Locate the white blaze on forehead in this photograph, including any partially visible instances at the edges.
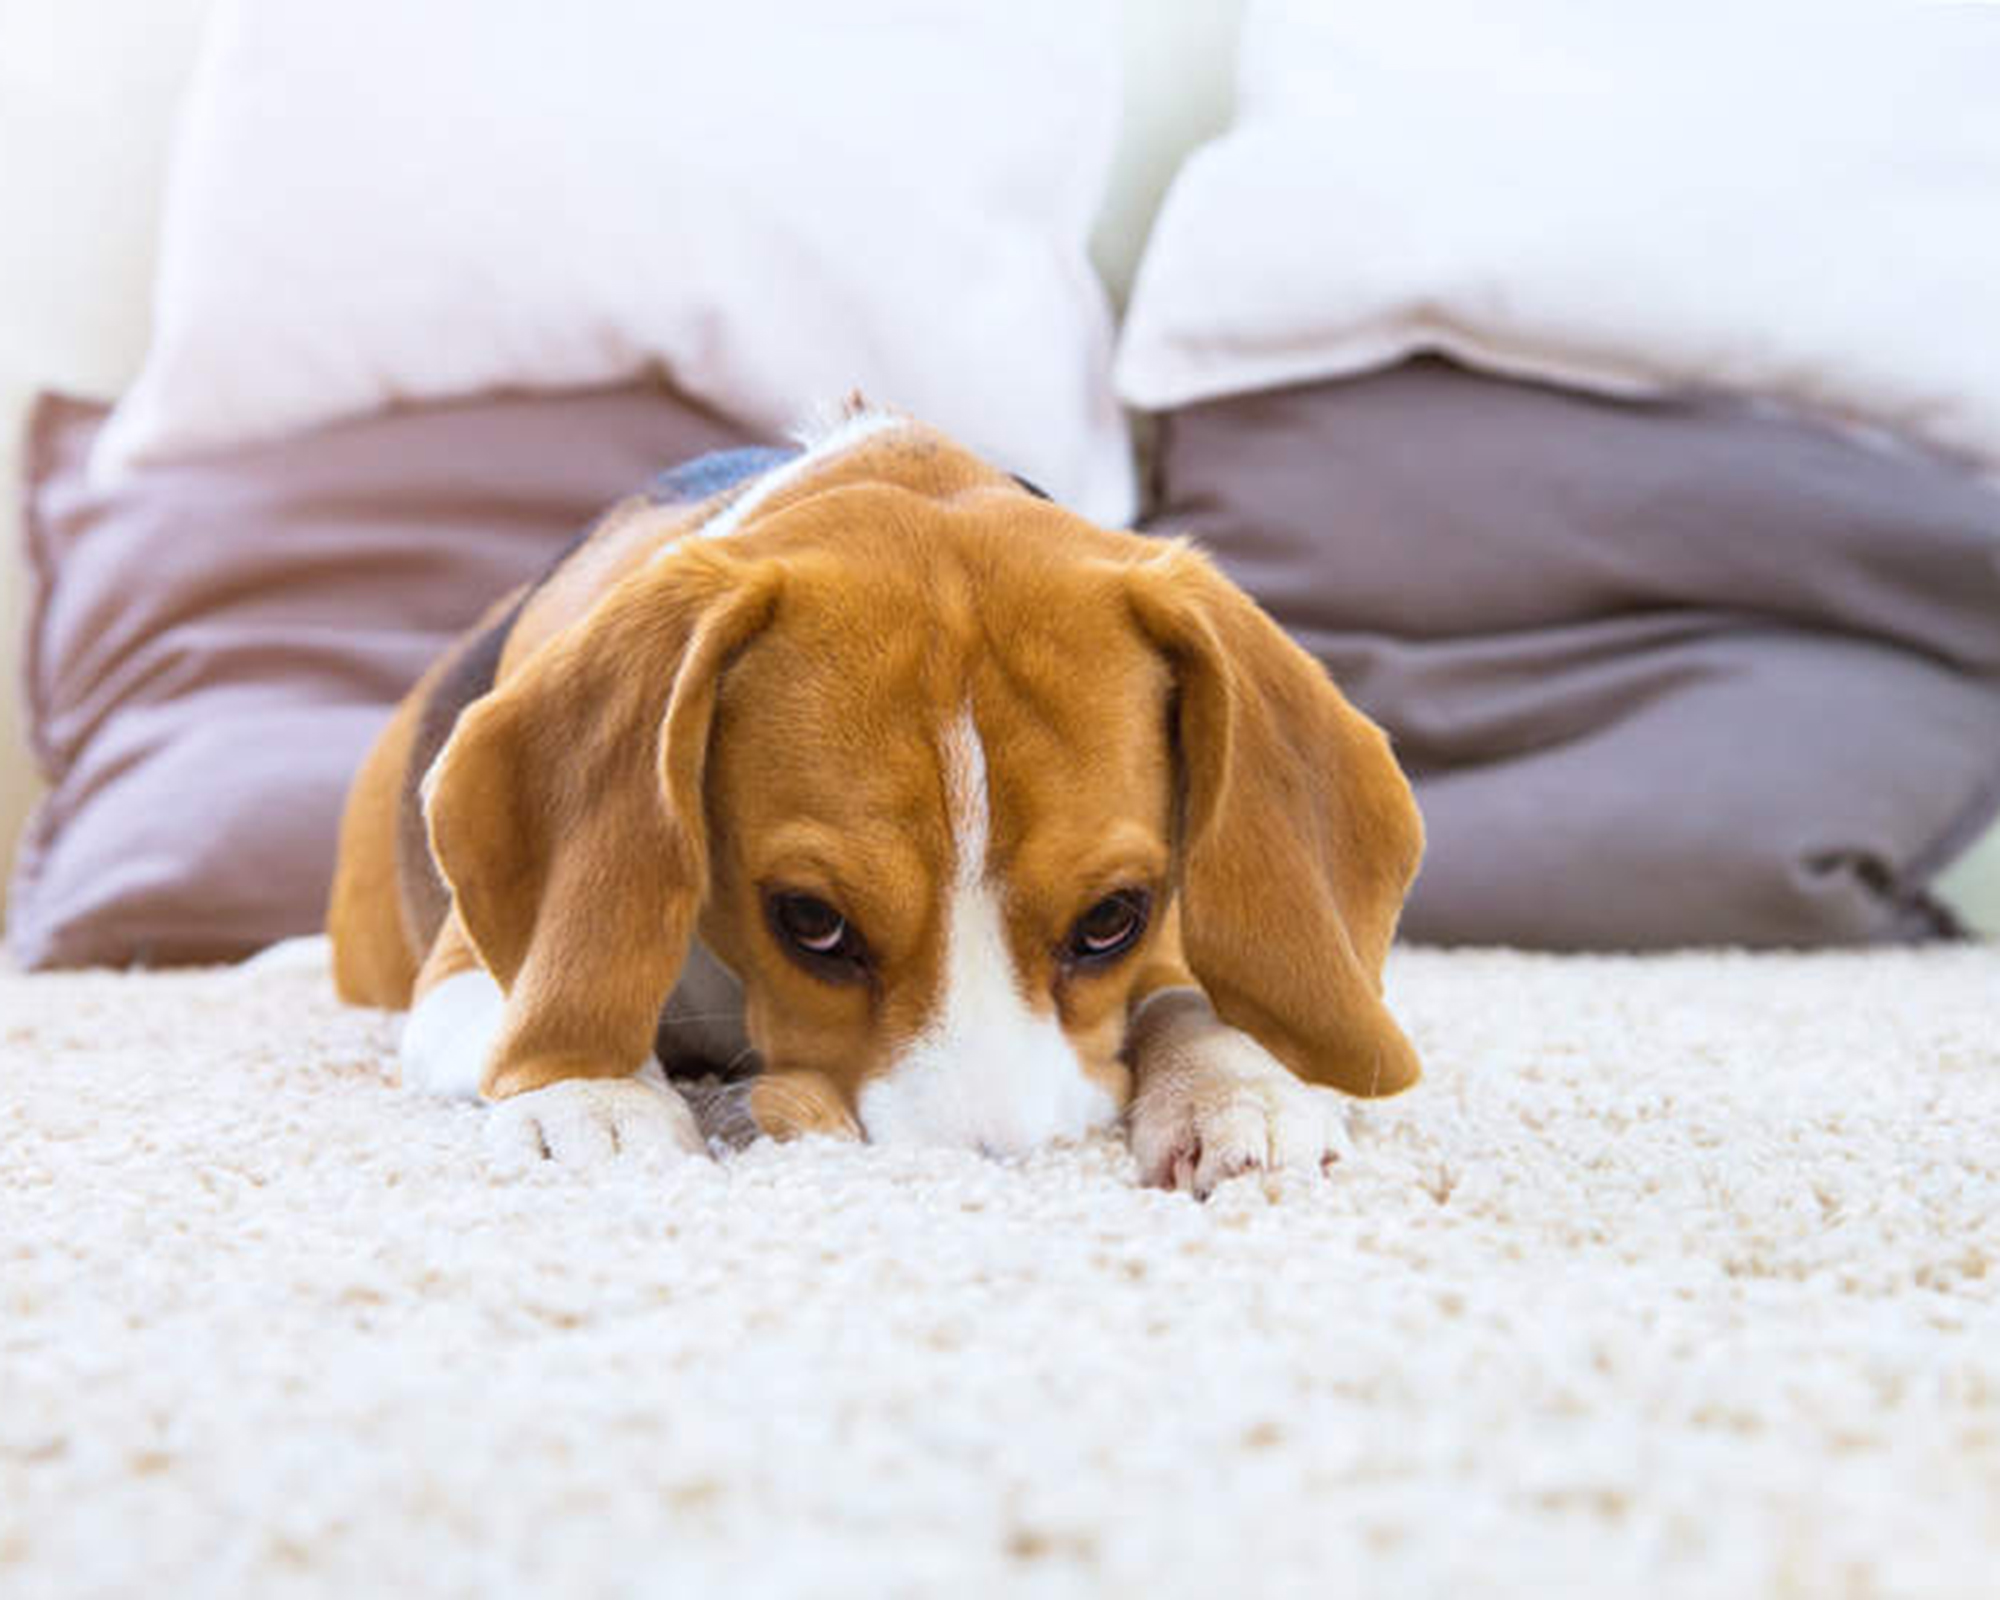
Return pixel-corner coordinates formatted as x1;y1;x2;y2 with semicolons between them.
677;406;906;548
941;706;990;894
857;711;1118;1155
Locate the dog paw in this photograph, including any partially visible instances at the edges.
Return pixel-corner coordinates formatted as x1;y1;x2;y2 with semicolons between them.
484;1061;709;1169
746;1070;864;1142
1127;1008;1353;1199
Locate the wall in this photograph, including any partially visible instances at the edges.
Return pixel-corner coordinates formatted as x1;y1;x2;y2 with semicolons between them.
0;0;217;930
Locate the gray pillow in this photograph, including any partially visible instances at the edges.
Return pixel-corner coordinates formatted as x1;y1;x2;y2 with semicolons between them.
14;385;755;969
1143;361;2000;948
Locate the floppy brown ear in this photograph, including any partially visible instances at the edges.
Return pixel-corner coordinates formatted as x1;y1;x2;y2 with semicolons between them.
1127;544;1425;1097
423;548;779;1099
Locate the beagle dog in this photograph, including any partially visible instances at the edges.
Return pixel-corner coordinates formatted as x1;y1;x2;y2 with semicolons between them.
327;404;1424;1195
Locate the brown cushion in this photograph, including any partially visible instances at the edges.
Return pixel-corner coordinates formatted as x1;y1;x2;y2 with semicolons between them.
13;385;756;968
1142;361;2000;949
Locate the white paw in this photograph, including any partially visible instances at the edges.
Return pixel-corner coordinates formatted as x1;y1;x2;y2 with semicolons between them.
400;969;503;1100
1128;1015;1354;1199
484;1061;709;1169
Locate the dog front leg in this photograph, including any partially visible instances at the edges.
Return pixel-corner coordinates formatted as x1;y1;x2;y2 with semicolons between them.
400;909;707;1167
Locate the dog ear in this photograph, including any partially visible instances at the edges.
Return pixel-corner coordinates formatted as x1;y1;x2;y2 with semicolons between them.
1126;544;1424;1097
422;548;779;1098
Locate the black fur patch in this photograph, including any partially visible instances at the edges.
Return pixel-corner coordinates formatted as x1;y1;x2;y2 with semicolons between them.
393;597;523;948
648;446;800;506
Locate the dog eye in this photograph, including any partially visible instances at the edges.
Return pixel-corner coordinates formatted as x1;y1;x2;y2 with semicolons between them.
1066;890;1150;966
768;893;868;973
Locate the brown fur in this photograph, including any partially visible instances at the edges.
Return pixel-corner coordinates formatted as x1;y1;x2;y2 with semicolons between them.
326;419;1424;1123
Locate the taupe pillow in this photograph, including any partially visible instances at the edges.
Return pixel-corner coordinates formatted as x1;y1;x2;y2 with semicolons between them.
14;385;755;968
1143;361;2000;948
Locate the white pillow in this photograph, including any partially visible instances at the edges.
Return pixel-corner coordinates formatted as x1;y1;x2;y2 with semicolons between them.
96;0;1136;523
1116;0;2000;476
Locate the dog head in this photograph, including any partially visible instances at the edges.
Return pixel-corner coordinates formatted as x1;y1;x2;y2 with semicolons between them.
424;410;1423;1151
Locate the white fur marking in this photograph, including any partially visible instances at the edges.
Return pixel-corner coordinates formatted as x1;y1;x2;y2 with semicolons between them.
399;969;503;1100
677;407;906;548
857;712;1117;1154
942;707;989;896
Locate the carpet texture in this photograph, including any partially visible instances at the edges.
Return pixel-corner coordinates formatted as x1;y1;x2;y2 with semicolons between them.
3;944;1997;1597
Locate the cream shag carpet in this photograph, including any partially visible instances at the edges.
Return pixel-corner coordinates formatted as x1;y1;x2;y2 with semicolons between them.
3;943;1997;1599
